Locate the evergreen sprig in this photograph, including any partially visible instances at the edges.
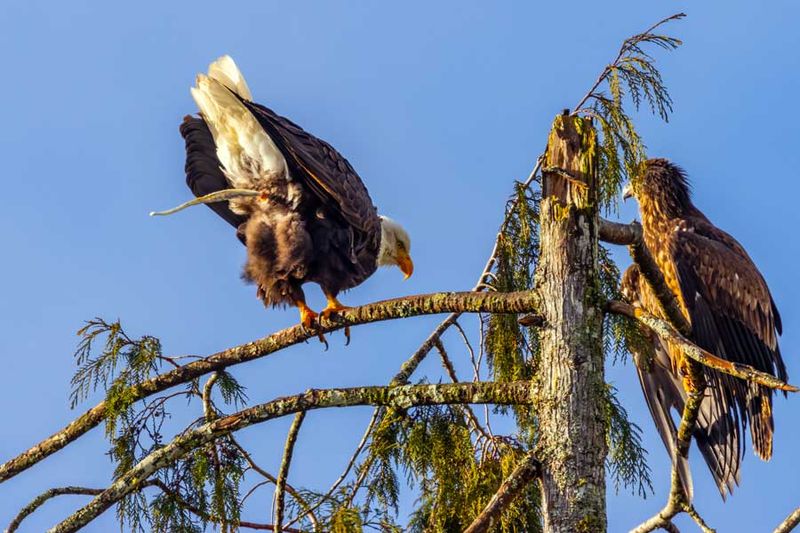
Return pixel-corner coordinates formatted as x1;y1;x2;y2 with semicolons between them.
603;384;653;498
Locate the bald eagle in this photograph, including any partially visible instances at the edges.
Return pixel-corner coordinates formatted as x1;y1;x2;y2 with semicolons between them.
622;159;786;498
179;56;413;333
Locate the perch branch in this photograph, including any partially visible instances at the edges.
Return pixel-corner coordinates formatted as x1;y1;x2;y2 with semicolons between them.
48;380;532;533
463;451;541;533
607;301;798;392
599;218;690;335
273;412;305;533
0;290;541;485
775;508;800;533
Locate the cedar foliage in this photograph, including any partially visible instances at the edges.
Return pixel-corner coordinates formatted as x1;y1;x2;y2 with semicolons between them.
53;14;685;533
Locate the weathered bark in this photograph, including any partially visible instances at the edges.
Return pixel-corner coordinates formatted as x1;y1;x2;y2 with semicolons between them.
535;114;607;532
0;290;540;485
47;380;533;533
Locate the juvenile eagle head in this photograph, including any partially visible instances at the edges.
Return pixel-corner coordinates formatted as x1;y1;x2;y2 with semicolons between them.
377;216;414;278
623;158;693;217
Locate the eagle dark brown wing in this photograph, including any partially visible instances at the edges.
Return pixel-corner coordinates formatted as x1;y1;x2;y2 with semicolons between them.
179;115;246;232
240;100;381;256
622;265;740;499
669;219;786;460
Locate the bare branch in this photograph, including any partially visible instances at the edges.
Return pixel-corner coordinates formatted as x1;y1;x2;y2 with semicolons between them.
599;218;643;245
1;290;541;485
273;412;305;533
283;408;380;529
6;486;103;533
463;451;540;533
230;438;319;531
607;300;798;392
775;508;800;533
629;388;711;533
48;381;532;533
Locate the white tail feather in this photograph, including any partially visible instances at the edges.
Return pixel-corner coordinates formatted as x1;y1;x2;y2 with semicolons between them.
190;59;287;196
207;55;252;100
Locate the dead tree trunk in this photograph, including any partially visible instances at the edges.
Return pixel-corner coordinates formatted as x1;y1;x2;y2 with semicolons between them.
534;113;606;532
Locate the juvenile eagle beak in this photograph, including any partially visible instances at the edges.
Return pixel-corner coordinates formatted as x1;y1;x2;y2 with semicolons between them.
397;250;414;279
622;183;634;201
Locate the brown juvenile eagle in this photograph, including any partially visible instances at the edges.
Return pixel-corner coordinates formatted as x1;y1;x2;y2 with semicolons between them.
622;264;739;499
176;56;413;333
622;158;786;498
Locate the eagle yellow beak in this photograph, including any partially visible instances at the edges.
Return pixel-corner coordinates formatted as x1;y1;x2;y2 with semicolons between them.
397;250;414;279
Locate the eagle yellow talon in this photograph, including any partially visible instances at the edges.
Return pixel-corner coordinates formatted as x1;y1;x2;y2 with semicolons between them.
296;301;326;345
321;295;352;344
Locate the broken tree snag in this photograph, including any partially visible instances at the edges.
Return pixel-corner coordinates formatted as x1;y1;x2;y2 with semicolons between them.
535;114;607;533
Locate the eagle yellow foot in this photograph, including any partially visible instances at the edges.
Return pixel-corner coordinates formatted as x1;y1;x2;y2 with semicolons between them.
296;301;327;346
321;296;352;345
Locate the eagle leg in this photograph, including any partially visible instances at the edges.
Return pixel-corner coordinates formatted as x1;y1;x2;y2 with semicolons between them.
295;299;326;346
321;291;352;345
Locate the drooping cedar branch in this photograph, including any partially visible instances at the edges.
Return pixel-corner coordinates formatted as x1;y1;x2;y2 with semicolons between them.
0;290;541;485
606;300;797;392
273;411;305;533
462;451;540;533
774;507;800;533
48;381;533;533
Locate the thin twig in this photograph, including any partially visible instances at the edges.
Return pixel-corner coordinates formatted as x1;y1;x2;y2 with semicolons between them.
274;412;306;533
433;339;495;451
6;486;103;532
284;408;381;530
230;438;319;531
571;13;686;114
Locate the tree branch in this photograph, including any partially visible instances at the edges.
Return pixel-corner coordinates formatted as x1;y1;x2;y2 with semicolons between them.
47;381;533;533
273;412;305;533
607;300;798;392
599;219;690;335
0;290;541;485
6;486;103;533
629;388;713;533
463;451;540;533
775;507;800;533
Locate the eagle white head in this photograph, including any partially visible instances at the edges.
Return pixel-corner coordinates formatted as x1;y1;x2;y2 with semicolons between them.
377;216;413;278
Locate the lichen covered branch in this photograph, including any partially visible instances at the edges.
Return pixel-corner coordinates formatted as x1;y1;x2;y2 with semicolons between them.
774;507;800;533
273;411;305;533
0;290;541;485
607;300;797;392
48;381;533;533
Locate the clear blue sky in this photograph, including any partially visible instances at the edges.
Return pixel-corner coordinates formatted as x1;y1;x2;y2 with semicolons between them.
1;1;798;531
